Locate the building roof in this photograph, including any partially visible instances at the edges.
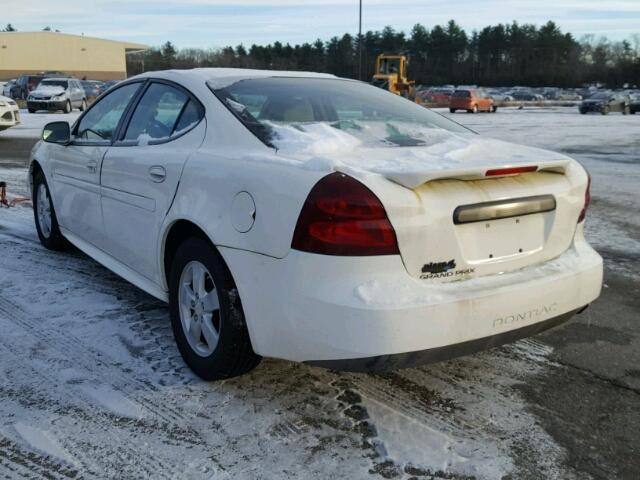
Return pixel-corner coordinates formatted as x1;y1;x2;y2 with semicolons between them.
0;31;148;52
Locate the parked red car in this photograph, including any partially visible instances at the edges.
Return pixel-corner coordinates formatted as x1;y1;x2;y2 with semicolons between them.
449;89;496;113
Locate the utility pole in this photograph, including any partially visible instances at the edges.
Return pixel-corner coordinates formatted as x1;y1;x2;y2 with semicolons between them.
358;0;363;80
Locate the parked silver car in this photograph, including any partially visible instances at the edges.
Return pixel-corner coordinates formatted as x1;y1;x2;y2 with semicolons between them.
2;79;16;98
27;78;87;113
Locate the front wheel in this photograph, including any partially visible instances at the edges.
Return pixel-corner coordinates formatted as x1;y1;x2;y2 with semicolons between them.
33;171;69;250
169;237;261;380
601;106;610;115
623;105;630;115
79;99;87;111
469;104;478;113
491;105;498;113
449;108;456;113
64;101;71;114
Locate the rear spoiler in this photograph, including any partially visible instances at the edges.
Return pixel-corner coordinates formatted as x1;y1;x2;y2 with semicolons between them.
382;159;570;189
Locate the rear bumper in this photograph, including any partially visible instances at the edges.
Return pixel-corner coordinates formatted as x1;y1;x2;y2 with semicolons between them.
580;104;604;112
220;227;603;367
449;101;472;109
306;308;579;372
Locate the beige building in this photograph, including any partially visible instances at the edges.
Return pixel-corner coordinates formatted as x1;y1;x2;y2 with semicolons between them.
0;31;148;81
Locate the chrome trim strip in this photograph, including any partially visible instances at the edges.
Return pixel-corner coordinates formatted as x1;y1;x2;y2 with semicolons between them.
453;194;556;224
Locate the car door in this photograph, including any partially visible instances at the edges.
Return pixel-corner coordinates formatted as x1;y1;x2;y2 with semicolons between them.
100;81;205;282
50;81;142;248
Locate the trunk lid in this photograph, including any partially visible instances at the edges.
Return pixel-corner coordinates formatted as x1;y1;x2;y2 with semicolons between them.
389;169;586;283
333;138;585;284
274;127;586;283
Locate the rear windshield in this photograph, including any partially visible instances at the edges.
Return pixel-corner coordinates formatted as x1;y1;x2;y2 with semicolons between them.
40;80;69;89
209;77;470;148
452;90;471;98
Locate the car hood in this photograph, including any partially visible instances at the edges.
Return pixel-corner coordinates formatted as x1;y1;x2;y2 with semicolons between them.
0;95;14;103
31;86;66;96
271;122;571;188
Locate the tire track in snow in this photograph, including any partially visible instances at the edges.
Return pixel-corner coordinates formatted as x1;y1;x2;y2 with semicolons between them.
0;227;195;387
0;434;78;480
0;294;188;426
0;333;185;479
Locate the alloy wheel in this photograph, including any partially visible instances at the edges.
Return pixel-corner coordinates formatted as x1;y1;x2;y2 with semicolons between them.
36;183;52;239
178;261;221;357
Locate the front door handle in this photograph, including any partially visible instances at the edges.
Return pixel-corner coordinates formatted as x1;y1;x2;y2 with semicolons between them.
87;160;97;173
148;165;166;183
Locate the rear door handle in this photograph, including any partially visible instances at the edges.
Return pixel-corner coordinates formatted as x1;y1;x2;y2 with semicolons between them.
149;165;166;182
87;160;97;173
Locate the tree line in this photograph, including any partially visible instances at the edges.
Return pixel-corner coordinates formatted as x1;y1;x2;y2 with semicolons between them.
4;21;639;86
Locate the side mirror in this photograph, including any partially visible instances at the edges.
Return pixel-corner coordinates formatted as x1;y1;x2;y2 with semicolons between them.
42;122;71;145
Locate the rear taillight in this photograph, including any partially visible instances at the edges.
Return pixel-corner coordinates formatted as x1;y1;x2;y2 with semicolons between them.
292;172;399;256
577;173;591;223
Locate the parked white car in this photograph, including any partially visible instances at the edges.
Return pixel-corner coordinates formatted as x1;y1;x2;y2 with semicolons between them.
27;77;87;113
0;95;20;131
29;69;603;379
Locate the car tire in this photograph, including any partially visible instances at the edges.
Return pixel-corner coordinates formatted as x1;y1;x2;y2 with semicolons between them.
79;99;87;112
28;109;36;114
601;106;609;115
579;109;586;114
449;108;456;113
471;105;478;113
64;101;71;114
33;171;69;251
623;105;630;115
491;105;497;113
169;237;261;380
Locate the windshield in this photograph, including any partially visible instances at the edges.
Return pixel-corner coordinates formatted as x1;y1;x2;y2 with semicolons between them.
40;80;69;89
590;92;610;100
209;77;470;149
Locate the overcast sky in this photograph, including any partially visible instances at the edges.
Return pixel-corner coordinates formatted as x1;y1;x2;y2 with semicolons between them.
5;0;640;48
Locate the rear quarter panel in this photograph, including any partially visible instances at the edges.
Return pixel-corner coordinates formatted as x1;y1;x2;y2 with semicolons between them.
162;148;328;280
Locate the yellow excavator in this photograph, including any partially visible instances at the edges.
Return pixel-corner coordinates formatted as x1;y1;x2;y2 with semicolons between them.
371;54;419;102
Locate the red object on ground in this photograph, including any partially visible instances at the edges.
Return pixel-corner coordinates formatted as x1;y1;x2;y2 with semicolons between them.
0;181;31;208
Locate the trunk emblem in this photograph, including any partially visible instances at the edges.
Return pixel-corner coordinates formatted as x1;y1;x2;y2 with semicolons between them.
422;260;456;274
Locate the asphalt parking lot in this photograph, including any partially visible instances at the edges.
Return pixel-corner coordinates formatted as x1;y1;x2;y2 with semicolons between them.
0;107;638;479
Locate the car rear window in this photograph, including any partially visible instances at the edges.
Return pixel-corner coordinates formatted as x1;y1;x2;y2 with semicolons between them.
209;77;470;148
453;90;471;98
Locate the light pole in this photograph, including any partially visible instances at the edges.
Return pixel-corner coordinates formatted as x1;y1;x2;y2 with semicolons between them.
358;0;363;80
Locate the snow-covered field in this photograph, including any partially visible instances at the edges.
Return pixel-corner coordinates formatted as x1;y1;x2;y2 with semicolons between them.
0;107;638;479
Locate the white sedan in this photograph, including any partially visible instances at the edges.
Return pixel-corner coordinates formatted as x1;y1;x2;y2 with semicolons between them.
0;95;20;131
29;69;603;379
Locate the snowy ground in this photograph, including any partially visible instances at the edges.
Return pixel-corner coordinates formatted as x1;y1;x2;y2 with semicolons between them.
0;108;639;479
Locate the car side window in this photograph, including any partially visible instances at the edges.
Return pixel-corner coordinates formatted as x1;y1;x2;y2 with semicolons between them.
76;82;140;143
174;100;203;133
124;83;195;143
